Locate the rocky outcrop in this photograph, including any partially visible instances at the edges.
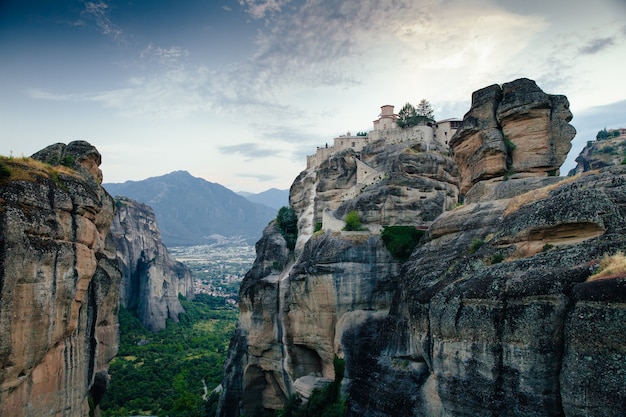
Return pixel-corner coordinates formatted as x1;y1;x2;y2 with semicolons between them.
349;166;626;417
0;141;121;417
218;130;455;416
450;78;576;195
110;197;194;332
218;79;625;417
569;129;626;175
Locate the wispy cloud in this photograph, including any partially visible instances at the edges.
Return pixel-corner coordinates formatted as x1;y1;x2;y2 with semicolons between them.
579;37;615;55
218;143;277;159
140;44;190;66
236;172;281;182
27;63;213;119
83;1;124;42
239;0;291;19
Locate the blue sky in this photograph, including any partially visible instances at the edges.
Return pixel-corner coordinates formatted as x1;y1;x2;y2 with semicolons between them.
1;0;625;192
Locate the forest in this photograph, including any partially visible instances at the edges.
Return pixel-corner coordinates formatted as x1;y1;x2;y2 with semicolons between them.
100;294;238;417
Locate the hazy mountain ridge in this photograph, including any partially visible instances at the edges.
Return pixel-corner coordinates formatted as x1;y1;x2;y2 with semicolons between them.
238;187;289;209
104;170;277;246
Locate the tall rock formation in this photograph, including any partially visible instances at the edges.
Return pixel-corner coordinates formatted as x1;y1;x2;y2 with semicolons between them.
0;141;121;417
217;120;459;415
450;78;576;196
110;196;194;332
218;79;626;417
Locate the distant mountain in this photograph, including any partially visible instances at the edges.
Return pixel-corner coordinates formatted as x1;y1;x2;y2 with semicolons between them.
104;171;276;247
239;188;289;209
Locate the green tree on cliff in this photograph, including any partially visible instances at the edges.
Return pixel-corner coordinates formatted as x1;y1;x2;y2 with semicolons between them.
416;98;434;120
276;206;298;250
397;102;417;128
397;100;435;128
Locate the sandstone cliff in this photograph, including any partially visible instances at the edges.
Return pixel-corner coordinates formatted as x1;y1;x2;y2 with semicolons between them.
217;116;459;415
109;196;194;332
0;141;121;417
450;78;576;196
217;79;625;417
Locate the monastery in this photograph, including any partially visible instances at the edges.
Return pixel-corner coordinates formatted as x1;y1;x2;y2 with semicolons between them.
306;104;462;169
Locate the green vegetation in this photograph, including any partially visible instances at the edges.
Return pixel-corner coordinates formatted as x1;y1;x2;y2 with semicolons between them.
397;100;435;128
596;128;620;140
542;243;554;252
0;161;11;180
100;294;238;417
504;135;516;153
491;253;504;264
381;225;425;262
469;238;484;254
276;206;298;251
314;221;323;233
601;145;616;154
61;155;75;167
343;210;364;231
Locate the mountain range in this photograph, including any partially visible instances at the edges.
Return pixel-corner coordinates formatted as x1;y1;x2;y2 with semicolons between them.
238;187;289;209
104;170;277;246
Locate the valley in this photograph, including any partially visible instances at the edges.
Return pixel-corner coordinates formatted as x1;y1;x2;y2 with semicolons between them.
170;243;256;303
100;242;254;417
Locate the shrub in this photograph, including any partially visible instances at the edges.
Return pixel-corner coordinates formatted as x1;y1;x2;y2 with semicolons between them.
542;243;554;252
344;210;363;231
469;238;484;254
601;145;616;154
0;162;10;180
381;225;425;262
491;253;504;264
596;128;610;140
314;222;322;233
276;207;298;251
60;155;75;167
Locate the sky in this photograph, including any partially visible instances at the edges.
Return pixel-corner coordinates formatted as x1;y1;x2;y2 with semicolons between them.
1;0;625;193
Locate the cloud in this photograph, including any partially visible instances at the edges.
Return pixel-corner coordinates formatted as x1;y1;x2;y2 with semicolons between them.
223;5;232;12
236;172;281;182
140;44;190;66
239;0;290;19
27;63;214;119
579;37;616;55
218;143;278;159
83;1;124;42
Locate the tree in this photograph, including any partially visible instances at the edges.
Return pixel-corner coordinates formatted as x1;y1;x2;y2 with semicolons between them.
416;98;434;120
397;102;417;128
276;206;298;250
397;100;435;128
596;127;610;140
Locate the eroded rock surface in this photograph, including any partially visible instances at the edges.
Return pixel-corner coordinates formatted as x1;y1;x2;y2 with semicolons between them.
351;166;626;417
0;141;121;417
451;78;576;195
217;79;624;417
110;197;194;332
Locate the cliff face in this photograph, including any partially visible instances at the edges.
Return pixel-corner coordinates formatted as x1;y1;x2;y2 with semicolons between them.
450;78;576;196
569;129;626;175
218;79;626;417
0;141;121;417
110;197;194;332
218;115;459;415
